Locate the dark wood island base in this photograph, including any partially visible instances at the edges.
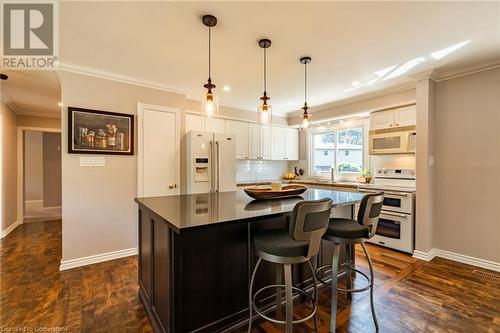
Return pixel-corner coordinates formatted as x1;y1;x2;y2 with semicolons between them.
135;189;364;333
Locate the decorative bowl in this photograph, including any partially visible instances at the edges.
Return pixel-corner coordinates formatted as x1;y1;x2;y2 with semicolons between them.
244;185;307;200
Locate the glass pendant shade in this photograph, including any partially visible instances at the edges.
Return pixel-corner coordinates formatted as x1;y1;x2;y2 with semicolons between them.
258;102;272;124
301;111;311;129
201;90;219;118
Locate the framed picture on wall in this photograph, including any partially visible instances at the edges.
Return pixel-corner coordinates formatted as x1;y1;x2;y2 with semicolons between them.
68;107;134;155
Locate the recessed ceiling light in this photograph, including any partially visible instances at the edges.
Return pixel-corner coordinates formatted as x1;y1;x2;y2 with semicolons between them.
223;85;231;91
340;120;344;124
431;40;470;60
327;122;331;125
383;57;426;81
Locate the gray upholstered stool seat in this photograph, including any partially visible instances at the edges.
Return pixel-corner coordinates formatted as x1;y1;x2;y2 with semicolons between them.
326;218;369;239
254;229;309;258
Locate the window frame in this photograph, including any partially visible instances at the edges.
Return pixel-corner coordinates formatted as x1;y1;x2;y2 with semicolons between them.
307;118;369;181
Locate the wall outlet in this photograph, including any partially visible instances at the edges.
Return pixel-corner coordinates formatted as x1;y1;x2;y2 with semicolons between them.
79;156;105;167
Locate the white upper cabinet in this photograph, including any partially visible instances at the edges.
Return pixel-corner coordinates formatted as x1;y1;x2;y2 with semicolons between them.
394;105;416;127
185;114;204;134
271;126;286;160
260;125;271;160
248;123;261;160
285;128;299;161
370;109;396;130
205;117;226;134
226;120;249;159
370;105;416;130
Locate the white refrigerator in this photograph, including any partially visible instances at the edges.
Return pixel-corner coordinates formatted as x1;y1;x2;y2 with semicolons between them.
186;131;237;194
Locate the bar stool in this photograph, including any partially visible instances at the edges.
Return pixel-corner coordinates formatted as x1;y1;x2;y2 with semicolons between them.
248;198;333;333
315;192;384;333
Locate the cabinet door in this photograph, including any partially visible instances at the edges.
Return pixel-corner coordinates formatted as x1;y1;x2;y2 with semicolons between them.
394;105;416;127
248;124;261;160
226;120;248;159
206;117;226;134
285;128;299;160
370;110;395;130
260;125;271;160
185;114;204;134
271;126;286;160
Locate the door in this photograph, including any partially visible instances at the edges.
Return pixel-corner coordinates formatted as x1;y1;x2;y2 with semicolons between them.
248;124;261;159
285;128;299;160
271;126;286;160
214;133;236;192
226;120;248;159
260;125;271;160
394;105;416;127
138;104;180;197
370;109;395;129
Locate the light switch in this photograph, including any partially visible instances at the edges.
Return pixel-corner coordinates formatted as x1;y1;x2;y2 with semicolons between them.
428;156;435;167
80;156;105;167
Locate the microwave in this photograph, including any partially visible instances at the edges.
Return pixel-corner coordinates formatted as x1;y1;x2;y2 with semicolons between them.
369;126;416;155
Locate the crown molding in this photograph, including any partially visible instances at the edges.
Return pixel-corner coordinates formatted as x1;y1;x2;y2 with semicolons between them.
287;81;416;118
410;69;437;82
16;110;61;119
57;61;188;96
434;57;500;82
1;94;18;113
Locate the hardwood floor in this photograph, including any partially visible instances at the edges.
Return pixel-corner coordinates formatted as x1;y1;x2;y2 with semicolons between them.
1;221;499;332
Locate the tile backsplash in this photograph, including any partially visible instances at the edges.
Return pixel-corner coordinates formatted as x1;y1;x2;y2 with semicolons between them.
236;160;290;182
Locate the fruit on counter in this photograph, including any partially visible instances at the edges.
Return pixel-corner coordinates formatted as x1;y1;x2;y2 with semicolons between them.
283;172;297;180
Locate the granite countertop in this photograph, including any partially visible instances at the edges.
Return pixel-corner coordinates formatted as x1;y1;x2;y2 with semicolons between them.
237;179;363;189
135;189;364;232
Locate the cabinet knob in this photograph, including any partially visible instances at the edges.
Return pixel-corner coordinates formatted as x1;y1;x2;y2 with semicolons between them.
169;184;177;189
396;123;399;126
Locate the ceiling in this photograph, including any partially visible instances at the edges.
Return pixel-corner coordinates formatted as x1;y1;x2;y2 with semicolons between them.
5;2;499;118
1;70;60;117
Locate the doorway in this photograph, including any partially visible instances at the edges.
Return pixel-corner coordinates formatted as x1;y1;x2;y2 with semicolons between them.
22;129;62;223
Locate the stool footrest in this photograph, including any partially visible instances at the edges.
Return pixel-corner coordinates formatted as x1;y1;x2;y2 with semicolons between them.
315;264;372;293
251;284;316;325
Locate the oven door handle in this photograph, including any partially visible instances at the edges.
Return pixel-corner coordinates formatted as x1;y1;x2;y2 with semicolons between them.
381;211;409;219
358;189;410;197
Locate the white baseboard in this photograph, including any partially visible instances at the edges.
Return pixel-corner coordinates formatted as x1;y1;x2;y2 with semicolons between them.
1;220;20;238
59;247;138;271
413;248;500;272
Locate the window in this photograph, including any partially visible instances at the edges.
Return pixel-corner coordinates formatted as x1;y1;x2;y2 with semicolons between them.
310;126;364;175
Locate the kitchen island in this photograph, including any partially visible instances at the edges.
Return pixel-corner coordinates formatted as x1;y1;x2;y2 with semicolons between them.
135;189;365;333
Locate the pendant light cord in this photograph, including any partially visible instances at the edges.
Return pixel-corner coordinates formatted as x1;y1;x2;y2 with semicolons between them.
208;26;211;79
263;47;267;93
304;62;307;105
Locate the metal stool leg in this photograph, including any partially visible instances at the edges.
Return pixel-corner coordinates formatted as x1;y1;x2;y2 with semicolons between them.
276;264;283;320
284;264;293;333
248;258;262;333
346;244;352;300
307;259;319;333
361;243;379;332
330;243;341;333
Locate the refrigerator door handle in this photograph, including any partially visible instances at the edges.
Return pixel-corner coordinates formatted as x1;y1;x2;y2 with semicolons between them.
209;140;214;193
216;141;220;192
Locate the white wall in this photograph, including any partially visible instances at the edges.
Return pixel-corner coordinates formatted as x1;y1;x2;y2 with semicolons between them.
24;131;44;202
1;101;18;234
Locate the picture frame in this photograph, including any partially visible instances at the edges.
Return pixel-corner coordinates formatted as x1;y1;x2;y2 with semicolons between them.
68;107;134;155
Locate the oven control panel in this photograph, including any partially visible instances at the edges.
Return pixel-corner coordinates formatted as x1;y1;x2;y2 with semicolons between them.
375;168;415;179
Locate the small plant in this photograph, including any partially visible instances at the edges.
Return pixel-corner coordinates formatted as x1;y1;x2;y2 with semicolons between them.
359;169;370;177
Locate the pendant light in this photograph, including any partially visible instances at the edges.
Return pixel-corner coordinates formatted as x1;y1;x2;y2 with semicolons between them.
300;56;312;129
258;39;272;124
201;15;218;118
